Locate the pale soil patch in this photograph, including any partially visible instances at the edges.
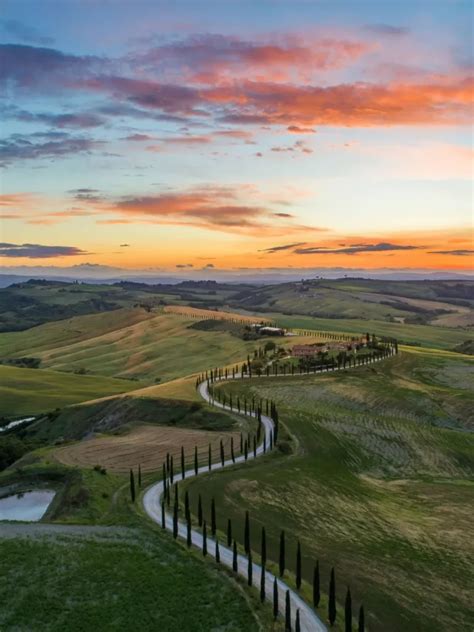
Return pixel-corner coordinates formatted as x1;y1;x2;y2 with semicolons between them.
54;424;240;473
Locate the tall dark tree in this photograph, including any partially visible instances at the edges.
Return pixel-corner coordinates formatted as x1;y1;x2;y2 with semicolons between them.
328;567;336;626
279;530;286;577
296;540;302;590
181;446;185;479
230;437;235;463
244;440;248;461
138;464;142;488
247;550;253;586
162;463;167;488
345;587;352;632
227;518;232;547
285;590;291;632
129;469;135;503
261;526;267;567
260;565;265;602
198;494;203;527
244;510;250;553
211;497;217;536
232;540;238;572
253;435;257;458
166;451;170;473
295;609;301;632
161;500;165;529
358;605;365;632
215;538;220;563
186;511;192;547
220;439;225;466
170;455;174;484
208;443;212;471
194;445;198;475
202;520;207;556
313;561;320;607
273;577;279;619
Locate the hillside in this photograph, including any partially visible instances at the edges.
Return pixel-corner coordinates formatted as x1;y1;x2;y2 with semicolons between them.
186;346;474;631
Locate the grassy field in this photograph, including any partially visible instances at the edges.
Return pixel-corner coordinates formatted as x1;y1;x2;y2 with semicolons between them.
0;309;271;384
0;365;136;417
0;526;277;632
184;347;474;631
262;312;470;350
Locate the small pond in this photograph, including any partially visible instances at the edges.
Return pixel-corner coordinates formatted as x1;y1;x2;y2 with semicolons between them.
0;490;56;522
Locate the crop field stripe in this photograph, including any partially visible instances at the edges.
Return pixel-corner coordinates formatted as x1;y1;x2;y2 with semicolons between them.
143;349;395;631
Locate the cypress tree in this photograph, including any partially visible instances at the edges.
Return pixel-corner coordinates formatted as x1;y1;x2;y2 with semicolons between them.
220;439;225;466
198;494;203;527
211;498;216;536
232;540;238;572
253;435;257;458
295;609;301;632
296;540;302;590
170;455;174;484
261;526;267;567
231;437;235;463
244;510;250;553
161;500;165;529
138;464;142;488
244;440;248;461
285;590;291;632
202;520;207;556
186;511;192;547
279;530;285;577
166;451;170;473
181;446;185;479
313;561;320;607
240;432;243;453
345;587;352;632
227;518;232;547
328;567;336;626
215;538;220;563
166;478;170;506
273;577;279;619
260;564;265;602
162;462;166;486
194;445;198;475
247;550;253;586
208;443;212;471
358;605;365;632
129;469;135;503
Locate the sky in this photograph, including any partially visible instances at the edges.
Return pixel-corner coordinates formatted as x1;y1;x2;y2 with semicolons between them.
0;0;473;276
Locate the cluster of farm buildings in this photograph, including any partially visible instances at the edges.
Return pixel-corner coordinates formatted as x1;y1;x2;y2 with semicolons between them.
250;323;368;356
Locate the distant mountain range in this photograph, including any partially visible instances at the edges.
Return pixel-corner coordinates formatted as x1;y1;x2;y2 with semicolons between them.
0;263;472;288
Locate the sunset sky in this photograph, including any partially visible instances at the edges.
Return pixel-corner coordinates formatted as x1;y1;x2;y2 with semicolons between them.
0;0;473;275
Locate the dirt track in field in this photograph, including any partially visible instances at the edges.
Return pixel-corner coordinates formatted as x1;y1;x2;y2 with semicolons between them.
54;424;240;473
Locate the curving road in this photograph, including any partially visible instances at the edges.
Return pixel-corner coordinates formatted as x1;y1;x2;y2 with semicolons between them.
143;350;395;631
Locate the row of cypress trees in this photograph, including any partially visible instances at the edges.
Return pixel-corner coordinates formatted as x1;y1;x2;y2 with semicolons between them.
168;485;365;631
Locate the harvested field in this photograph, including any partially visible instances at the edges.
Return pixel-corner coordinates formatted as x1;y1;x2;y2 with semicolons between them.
54;424;240;473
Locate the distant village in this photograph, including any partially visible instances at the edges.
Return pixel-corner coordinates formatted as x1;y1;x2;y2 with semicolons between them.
250;323;369;356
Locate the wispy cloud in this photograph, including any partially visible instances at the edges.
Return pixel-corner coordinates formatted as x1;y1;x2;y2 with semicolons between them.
261;242;307;253
428;249;474;256
0;242;87;258
294;242;422;255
